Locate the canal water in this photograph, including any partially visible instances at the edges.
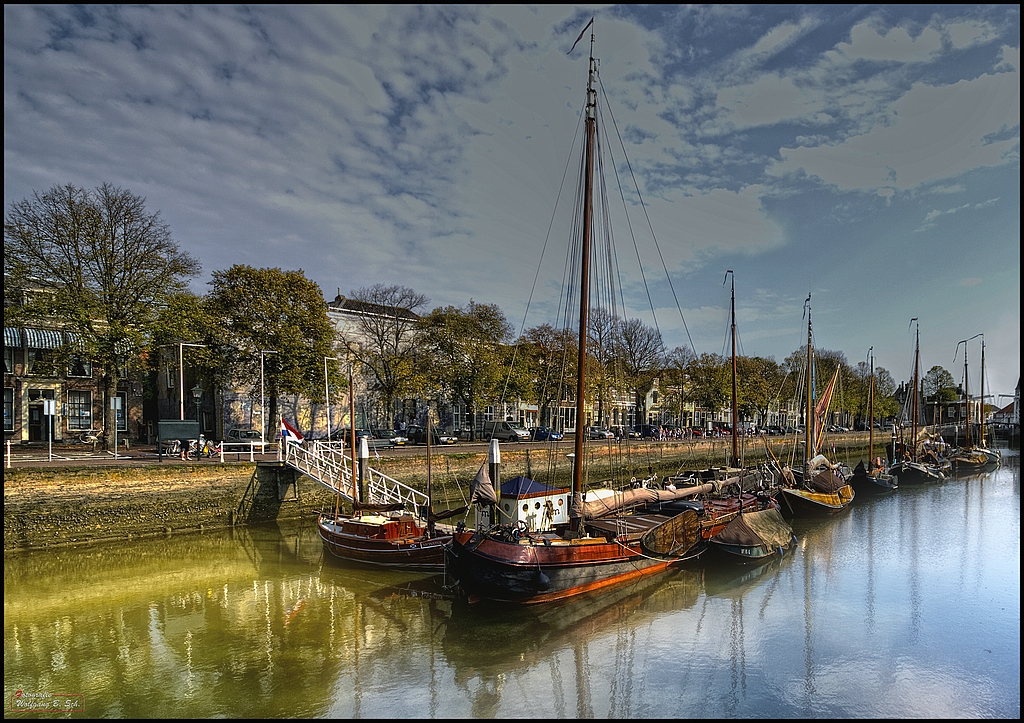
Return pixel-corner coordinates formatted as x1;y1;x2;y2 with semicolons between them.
5;448;1019;718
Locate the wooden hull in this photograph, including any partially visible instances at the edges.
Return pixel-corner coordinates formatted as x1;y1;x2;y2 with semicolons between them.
849;469;898;495
709;537;792;564
778;485;854;515
950;448;1000;472
318;515;449;572
447;512;705;604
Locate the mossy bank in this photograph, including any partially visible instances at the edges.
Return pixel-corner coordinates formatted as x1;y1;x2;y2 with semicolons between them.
3;462;338;553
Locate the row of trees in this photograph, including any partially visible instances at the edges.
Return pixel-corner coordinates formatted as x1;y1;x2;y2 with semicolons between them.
5;182;963;448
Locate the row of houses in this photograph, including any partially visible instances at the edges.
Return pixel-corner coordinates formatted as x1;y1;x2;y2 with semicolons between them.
19;290;1010;445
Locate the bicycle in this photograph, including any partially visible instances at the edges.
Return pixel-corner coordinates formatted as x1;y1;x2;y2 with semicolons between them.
76;429;103;444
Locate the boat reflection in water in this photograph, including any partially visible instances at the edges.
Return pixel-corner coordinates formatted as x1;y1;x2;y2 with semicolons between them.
438;567;704;717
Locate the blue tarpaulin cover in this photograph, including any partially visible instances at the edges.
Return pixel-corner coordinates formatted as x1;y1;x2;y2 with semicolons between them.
500;476;566;497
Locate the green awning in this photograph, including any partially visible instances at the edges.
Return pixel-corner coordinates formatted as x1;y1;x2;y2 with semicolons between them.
23;328;64;349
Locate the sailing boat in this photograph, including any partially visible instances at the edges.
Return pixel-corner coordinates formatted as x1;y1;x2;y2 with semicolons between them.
774;296;856;515
654;271;788;548
849;347;898;495
887;320;946;484
318;380;467;570
446;24;706;604
947;335;1001;471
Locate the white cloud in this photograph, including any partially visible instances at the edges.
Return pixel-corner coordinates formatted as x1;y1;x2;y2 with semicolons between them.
770;64;1019;192
833;21;943;64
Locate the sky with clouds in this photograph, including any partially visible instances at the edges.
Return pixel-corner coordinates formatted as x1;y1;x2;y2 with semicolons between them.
4;5;1020;401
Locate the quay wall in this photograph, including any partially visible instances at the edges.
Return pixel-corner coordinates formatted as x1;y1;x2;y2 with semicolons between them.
3;434;876;553
3;463;336;553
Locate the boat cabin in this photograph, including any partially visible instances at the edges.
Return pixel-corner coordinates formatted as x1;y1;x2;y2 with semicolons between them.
497;476;570;532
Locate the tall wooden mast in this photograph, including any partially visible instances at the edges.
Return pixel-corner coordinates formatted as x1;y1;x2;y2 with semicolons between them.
804;295;813;472
911;319;919;460
570;28;596;533
727;270;738;468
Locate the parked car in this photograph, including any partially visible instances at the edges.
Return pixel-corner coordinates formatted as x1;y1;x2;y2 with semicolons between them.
481;420;531;443
226;428;263;442
634;424;660;439
764;425;785;436
405;424;458;445
372;429;408;446
687;426;705;438
529;426;564;442
588;426;615;440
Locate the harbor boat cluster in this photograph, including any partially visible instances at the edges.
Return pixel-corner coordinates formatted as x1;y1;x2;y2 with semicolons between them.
302;23;1003;608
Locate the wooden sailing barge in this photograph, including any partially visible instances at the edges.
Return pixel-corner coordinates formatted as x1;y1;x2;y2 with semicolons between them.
447;23;705;604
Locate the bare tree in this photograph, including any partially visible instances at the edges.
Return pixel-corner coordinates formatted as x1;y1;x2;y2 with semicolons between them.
614;317;665;423
4;183;200;448
340;284;428;427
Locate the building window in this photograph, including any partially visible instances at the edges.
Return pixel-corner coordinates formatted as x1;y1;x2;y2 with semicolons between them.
68;356;93;378
26;349;55;376
3;388;12;432
67;390;92;430
3;347;14;374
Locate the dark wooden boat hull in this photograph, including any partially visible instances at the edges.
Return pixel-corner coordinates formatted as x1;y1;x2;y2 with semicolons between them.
709;538;792;564
849;469;898;495
447;512;705;604
318;515;448;571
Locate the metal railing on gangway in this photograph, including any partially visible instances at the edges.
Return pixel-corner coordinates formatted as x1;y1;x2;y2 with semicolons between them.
284;440;429;519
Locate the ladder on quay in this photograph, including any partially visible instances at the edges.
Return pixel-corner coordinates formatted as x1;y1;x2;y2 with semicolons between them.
283;440;430;520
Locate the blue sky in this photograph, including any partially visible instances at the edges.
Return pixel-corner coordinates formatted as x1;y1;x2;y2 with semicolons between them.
4;5;1019;401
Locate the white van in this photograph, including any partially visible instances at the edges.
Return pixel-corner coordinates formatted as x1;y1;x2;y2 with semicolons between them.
482;421;531;442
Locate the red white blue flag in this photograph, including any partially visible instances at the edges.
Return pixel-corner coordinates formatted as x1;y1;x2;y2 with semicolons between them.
280;417;304;445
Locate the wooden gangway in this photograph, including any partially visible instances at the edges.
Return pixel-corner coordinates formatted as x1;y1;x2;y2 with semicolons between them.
283;440;430;520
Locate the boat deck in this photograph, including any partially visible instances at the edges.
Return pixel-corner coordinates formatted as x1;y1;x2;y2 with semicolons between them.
583;512;675;542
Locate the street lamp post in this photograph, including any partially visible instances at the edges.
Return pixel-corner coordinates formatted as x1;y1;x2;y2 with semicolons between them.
191;384;203;457
259;350;278;443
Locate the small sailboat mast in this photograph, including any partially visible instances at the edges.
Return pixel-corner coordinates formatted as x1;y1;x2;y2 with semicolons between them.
804;295;814;475
569;29;597;534
868;347;875;463
727;270;738;468
954;333;982;448
979;337;986;448
911;319;919;460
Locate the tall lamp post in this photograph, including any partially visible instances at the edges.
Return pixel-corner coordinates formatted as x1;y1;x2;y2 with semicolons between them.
259;350;278;443
192;384;203;458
